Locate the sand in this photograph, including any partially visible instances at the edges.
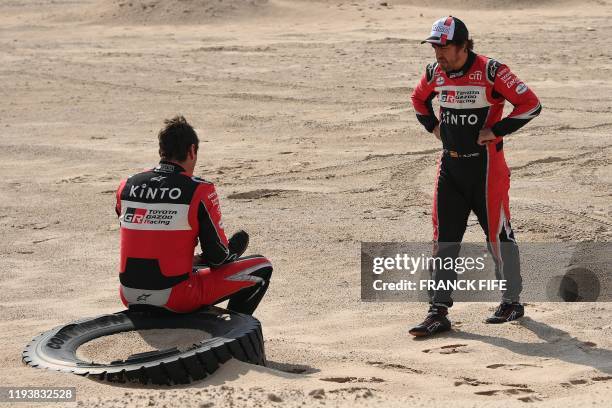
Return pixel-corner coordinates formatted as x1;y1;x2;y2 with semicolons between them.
1;0;611;406
76;329;212;364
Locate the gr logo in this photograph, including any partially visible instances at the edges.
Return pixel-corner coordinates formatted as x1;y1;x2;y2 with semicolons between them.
440;90;456;103
124;207;147;223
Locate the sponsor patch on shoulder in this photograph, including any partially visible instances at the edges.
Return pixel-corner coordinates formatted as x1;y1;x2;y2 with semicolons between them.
426;62;437;82
515;83;528;94
487;59;501;83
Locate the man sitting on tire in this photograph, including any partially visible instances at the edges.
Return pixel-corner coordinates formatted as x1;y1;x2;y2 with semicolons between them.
115;115;272;314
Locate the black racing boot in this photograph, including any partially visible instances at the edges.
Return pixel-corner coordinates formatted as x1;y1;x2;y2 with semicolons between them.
485;302;524;324
409;305;451;337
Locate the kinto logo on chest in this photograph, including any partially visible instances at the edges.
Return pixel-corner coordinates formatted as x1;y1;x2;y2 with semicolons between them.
441;111;479;125
129;184;182;200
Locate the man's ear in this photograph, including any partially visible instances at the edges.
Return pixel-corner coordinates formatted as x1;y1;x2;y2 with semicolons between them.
189;144;197;160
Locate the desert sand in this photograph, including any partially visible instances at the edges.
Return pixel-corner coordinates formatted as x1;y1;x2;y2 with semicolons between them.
1;0;611;406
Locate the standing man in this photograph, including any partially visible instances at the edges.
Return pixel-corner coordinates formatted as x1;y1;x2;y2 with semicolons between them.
115;116;272;314
409;17;541;337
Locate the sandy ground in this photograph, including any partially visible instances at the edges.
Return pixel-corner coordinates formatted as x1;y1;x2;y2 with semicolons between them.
1;0;611;406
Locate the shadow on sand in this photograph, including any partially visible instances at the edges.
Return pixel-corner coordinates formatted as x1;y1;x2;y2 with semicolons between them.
432;317;612;375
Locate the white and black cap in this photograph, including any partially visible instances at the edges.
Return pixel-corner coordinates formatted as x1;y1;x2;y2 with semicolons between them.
422;16;469;46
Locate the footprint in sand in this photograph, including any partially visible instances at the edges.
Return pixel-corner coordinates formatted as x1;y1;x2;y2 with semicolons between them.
475;387;535;396
328;387;376;398
486;363;542;370
561;376;612;388
422;344;469;354
366;361;423;374
502;383;531;388
472;383;546;403
517;396;544;403
320;376;385;384
227;189;290;200
59;175;92;184
454;377;491;387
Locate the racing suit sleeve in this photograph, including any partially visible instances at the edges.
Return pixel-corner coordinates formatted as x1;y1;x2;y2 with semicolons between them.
411;65;439;133
115;179;127;217
490;64;542;137
196;184;231;266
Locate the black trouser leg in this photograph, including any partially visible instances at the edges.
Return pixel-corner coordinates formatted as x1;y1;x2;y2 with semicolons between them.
226;266;273;315
431;158;471;308
494;231;522;303
472;159;522;303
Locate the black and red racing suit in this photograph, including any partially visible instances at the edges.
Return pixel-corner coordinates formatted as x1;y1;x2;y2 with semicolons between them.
115;160;272;314
411;50;541;306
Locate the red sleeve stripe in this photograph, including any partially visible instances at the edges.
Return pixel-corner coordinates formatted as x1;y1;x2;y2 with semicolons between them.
509;102;542;120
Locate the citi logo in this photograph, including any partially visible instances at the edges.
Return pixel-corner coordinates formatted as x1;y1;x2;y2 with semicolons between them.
469;71;482;80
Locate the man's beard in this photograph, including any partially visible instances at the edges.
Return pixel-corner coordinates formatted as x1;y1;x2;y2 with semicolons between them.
437;60;450;71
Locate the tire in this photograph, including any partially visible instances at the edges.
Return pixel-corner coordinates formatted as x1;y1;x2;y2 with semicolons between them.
22;306;266;385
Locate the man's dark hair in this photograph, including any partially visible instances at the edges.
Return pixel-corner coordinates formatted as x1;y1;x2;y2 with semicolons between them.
158;115;199;162
447;39;473;52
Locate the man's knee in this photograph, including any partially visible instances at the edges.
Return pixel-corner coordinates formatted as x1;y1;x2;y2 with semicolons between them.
234;255;273;283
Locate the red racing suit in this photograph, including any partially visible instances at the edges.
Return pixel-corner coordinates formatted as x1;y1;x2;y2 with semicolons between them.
115;161;272;313
411;50;541;306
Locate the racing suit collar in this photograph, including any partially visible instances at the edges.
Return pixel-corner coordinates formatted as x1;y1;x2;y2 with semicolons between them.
155;160;186;174
445;50;476;79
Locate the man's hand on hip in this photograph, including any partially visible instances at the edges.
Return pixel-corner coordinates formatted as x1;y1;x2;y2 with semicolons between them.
477;128;497;145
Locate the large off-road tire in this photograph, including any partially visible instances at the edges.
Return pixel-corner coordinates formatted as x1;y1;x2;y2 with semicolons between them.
22;306;266;385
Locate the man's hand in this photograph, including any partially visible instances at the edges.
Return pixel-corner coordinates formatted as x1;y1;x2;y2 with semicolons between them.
432;125;441;141
477;128;497;145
